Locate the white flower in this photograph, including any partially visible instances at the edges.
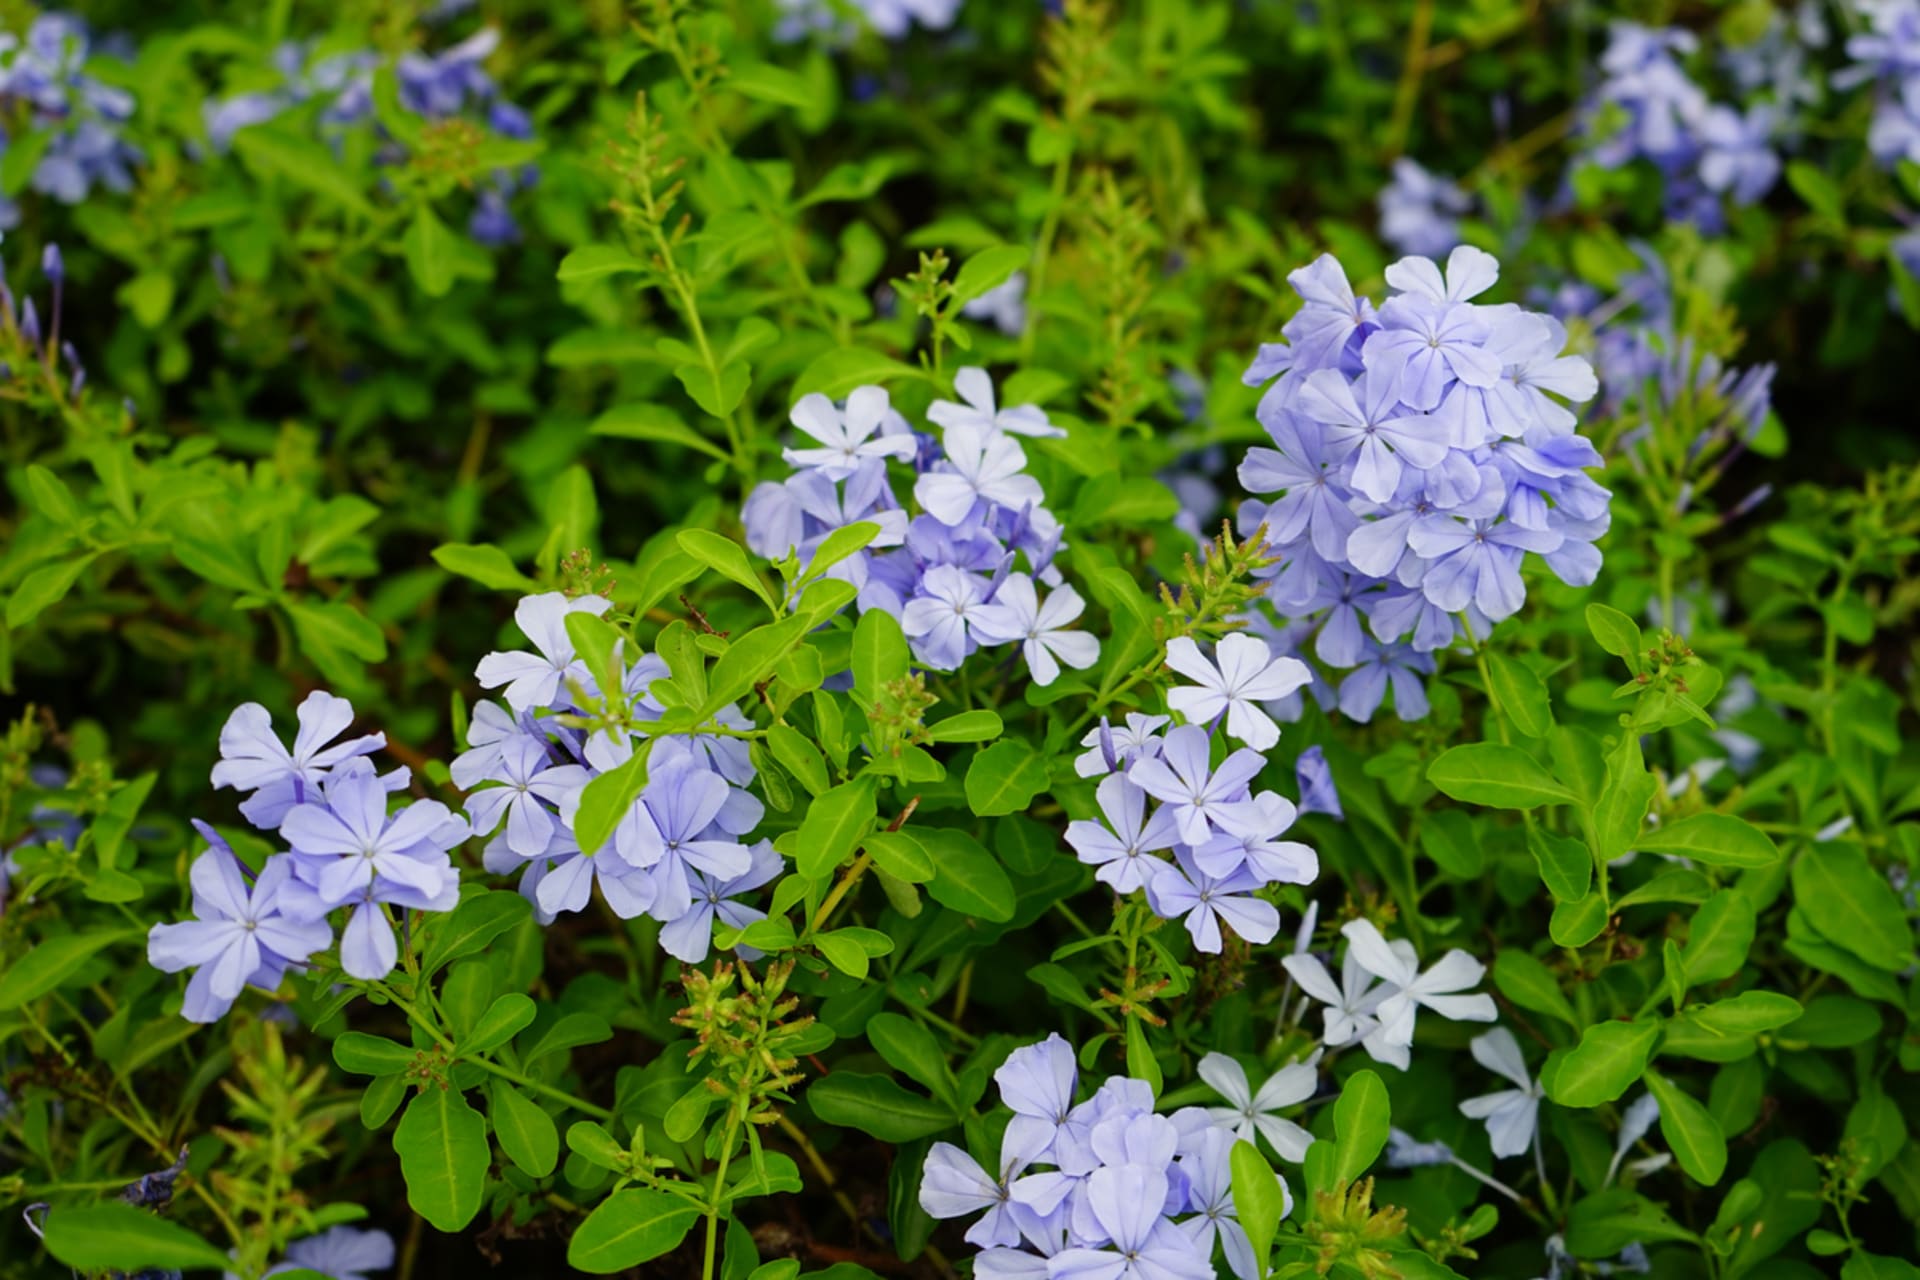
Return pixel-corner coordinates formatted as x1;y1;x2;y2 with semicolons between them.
1340;919;1499;1054
1074;713;1169;778
1281;943;1387;1049
1458;1028;1542;1158
782;386;917;480
930;367;1063;439
970;575;1099;686
1198;1049;1322;1161
1164;633;1312;751
962;272;1026;335
1606;1092;1662;1186
913;423;1045;527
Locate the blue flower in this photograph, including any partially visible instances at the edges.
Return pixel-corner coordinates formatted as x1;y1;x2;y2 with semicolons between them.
147;827;331;1022
1126;725;1266;848
1294;746;1343;819
1144;847;1281;954
658;839;784;964
1377;158;1472;259
266;1224;395;1280
212;691;388;830
1065;775;1181;893
474;591;615;712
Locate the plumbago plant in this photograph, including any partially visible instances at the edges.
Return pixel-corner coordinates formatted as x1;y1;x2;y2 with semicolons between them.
4;2;1920;1279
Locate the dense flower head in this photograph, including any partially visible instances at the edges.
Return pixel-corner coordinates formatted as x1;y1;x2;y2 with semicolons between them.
1280;918;1497;1071
744;374;1099;687
1834;0;1920;169
921;1034;1288;1280
1580;22;1781;230
1235;246;1608;722
0;13;142;227
459;593;782;964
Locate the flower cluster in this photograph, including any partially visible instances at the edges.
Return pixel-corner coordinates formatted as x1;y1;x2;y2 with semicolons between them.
744;371;1100;686
1066;633;1319;953
1836;0;1920;170
148;692;466;1019
203;28;536;245
0;14;141;228
920;1034;1282;1280
461;593;781;964
1282;918;1497;1072
1580;22;1780;230
1236;246;1607;722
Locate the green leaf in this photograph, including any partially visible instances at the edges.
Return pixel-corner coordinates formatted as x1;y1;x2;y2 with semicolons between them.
465;993;538;1054
7;553;99;628
1843;1255;1920;1280
852;607;909;708
1494;950;1580;1029
800;522;882;583
432;542;540;593
39;1202;230;1271
767;723;830;798
1549;1020;1660;1108
591;403;731;461
287;601;388;676
1230;1140;1285;1264
490;1081;560;1177
1125;1015;1163;1094
567;1189;703;1273
728;60;814;108
674;360;752;421
863;831;936;883
704;615;810;717
0;931;130;1010
1787;159;1846;223
1332;1070;1390;1184
1680;991;1803;1037
524;1012;614;1063
951;244;1031;307
423;890;532;975
792;347;922;399
1680;892;1756;985
1564;1189;1698;1258
557;244;649;282
27;464;82;527
232;123;374;215
394;1086;489;1232
1594;763;1657;866
1585;603;1643;671
403;204;456;296
1635;813;1780;867
926;710;1004;744
965;739;1050;816
1427;744;1574;809
796;778;876;880
1529;827;1592;903
917;828;1017;922
816;931;869;978
1645;1070;1728;1185
573;745;651;856
808;1071;955;1141
1418;809;1484;878
333;1032;416;1076
1487;655;1553;738
678;529;778;615
867;1012;954;1103
1550;892;1610;948
117;271;176;327
1791;843;1916;972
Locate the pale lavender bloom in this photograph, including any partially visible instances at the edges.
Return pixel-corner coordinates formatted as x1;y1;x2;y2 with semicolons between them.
1606;1092;1663;1186
1458;1028;1542;1158
1408;516;1563;621
1384;1128;1455;1168
1192;791;1317;886
267;1225;395;1280
474;592;614;712
1337;640;1435;723
915;424;1045;527
449;700;537;790
463;736;590;858
620;762;753;913
901;564;994;669
1065;775;1181;893
1341;919;1498;1054
784;387;918;480
1244;255;1376;383
971;576;1099;686
930;367;1063;439
1384;246;1501;305
1126;726;1267;847
1377;159;1471;260
1294;746;1343;819
1177;1127;1266;1280
519;827;658;921
1074;713;1169;779
1281;945;1388;1048
995;1034;1091;1169
920;1142;1028;1248
1197;1050;1320;1161
1046;1166;1213;1280
1696;103;1780;204
1237;415;1360;563
1163;634;1311;751
280;766;467;909
1297;367;1450;504
147;835;331;1023
211;691;386;830
1363;297;1502;411
658;840;782;964
1145;848;1281;954
962;272;1026;335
